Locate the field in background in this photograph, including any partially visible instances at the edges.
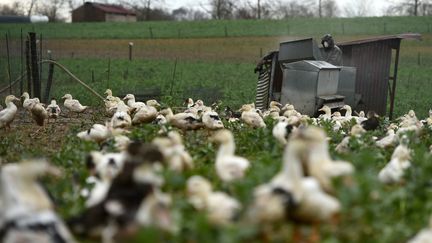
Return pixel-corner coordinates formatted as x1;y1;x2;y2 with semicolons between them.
1;16;431;39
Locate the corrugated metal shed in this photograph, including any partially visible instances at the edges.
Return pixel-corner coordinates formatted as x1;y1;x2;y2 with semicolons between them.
338;33;421;118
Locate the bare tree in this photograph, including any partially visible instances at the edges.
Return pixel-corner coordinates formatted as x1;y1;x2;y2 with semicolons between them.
273;0;315;19
344;0;373;17
27;0;37;16
386;0;430;16
204;0;235;20
0;1;25;15
318;0;322;17
322;0;338;17
120;0;165;21
36;0;66;22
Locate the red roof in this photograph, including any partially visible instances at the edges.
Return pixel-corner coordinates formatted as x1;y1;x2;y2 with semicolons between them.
87;2;136;15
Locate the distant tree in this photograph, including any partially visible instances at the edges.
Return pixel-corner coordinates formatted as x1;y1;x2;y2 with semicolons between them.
36;0;66;22
120;0;170;21
322;0;338;17
273;0;315;19
386;0;431;16
204;0;235;20
0;1;24;16
27;0;37;16
344;0;372;17
172;7;209;21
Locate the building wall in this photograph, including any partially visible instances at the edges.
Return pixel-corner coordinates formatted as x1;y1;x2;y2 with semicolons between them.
105;13;137;22
72;3;135;22
340;40;398;115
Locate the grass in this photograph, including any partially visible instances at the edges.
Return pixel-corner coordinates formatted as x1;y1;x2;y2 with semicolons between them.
0;16;432;39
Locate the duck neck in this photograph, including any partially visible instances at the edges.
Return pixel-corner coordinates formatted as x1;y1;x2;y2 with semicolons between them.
164;109;174;121
345;108;352;117
6;99;16;108
282;144;303;195
217;139;235;158
127;98;136;106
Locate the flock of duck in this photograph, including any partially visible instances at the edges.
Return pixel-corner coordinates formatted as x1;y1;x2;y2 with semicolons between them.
1;89;432;243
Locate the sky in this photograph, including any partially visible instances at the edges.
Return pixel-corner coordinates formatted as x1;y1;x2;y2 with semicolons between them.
2;0;405;18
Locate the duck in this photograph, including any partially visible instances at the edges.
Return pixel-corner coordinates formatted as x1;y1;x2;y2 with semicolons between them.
123;94;146;111
159;108;203;131
378;135;411;184
84;151;126;207
272;116;294;145
0;159;75;243
46;99;61;122
239;104;266;128
111;110;132;129
280;104;295;117
104;96;120;116
202;107;224;130
426;109;432;126
77;122;114;144
62;94;88;114
318;105;332;121
408;216;432;243
30;102;48;126
132;99;160;125
184;98;194;110
361;111;380;131
248;135;340;241
335;124;366;153
0;95;20;130
340;104;359;124
187;175;241;226
152;131;193;172
376;128;398;148
210;129;250;182
21;92;40;111
224;106;241;123
104;89;115;100
289;126;354;192
68;143;173;241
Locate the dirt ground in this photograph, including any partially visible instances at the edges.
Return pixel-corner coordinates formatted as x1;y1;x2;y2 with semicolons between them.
0;108;106;161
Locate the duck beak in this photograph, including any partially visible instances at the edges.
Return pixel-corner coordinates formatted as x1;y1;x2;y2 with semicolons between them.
14;97;20;101
123;96;128;101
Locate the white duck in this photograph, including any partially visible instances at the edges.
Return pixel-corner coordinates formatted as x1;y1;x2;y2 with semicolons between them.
426;109;432;126
376;128;398;148
335;124;366;153
21;92;40;111
111;110;132;129
248;136;340;240
77;122;113;143
408;216;432;243
318;105;332;121
46;99;61;122
187;175;241;226
159;108;203;131
152;131;193;172
123;94;146;110
202;107;224;130
290;126;354;192
272;116;294;145
211;129;250;182
340;104;359;124
0;95;20;130
0;159;75;243
240;104;266;128
62;94;88;114
378;135;411;184
132;99;160;125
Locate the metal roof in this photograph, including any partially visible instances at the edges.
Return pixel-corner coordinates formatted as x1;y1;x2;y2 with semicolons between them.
338;33;422;46
86;2;136;15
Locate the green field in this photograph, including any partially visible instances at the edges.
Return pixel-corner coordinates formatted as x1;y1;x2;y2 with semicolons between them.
1;16;432;39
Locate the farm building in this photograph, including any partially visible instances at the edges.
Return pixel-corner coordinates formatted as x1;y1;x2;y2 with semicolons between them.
72;2;137;23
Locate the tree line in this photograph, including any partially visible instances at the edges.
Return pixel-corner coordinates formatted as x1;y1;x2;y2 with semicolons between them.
0;0;431;22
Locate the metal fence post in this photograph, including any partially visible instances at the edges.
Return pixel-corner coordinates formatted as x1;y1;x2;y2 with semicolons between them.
29;32;41;99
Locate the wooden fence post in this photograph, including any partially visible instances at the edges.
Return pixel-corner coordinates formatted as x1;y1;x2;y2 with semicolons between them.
29;32;41;99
